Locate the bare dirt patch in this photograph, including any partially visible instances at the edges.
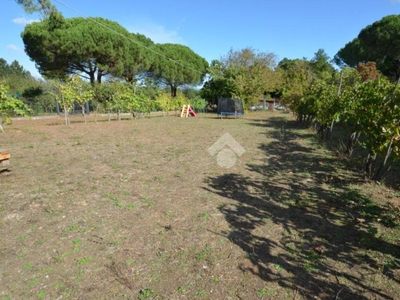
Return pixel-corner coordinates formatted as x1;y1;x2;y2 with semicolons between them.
1;112;399;299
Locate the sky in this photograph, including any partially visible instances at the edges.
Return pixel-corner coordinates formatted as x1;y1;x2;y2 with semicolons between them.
1;0;400;78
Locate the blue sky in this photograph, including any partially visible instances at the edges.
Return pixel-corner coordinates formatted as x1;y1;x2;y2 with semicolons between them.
2;0;400;78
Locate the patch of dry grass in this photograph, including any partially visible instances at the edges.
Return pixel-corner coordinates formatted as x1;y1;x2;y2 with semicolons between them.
0;112;399;299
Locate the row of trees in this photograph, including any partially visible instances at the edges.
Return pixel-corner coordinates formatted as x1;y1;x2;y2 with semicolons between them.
283;61;400;181
50;76;206;125
21;12;208;96
0;82;30;131
0;58;56;114
334;15;400;80
200;48;335;108
199;15;400;181
0;0;210;124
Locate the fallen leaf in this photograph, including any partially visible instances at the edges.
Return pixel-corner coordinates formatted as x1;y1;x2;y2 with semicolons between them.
314;246;325;254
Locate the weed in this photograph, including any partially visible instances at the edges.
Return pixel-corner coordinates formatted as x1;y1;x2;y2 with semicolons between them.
43;267;54;273
24;262;34;271
361;226;379;248
77;256;92;265
111;163;121;170
380;206;400;227
196;246;212;261
28;278;39;286
198;212;210;220
257;287;267;298
109;241;120;247
36;239;44;245
154;175;163;182
285;243;296;255
177;286;185;293
284;228;292;235
54;252;70;263
144;200;155;208
125;259;135;266
141;196;155;208
54;283;65;289
139;288;155;299
68;224;78;231
307;250;320;262
18;235;27;241
125;203;137;210
72;238;82;252
141;196;150;201
303;262;318;273
114;199;123;208
76;271;84;282
69;135;82;140
174;171;184;178
196;289;206;296
37;291;46;299
269;290;277;297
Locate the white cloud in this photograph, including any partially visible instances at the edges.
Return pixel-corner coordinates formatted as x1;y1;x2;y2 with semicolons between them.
127;20;184;44
6;44;23;52
12;17;39;25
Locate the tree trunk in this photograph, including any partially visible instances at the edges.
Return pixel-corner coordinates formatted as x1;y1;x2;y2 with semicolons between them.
55;99;60;115
317;123;324;139
171;85;177;97
365;152;376;178
346;131;360;157
63;104;70;126
89;72;95;85
328;119;334;140
329;71;343;139
85;101;90;115
94;104;99;123
97;69;103;84
81;104;87;123
373;137;394;181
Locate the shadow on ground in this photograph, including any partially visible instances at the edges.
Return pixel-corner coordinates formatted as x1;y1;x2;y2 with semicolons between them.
204;117;400;299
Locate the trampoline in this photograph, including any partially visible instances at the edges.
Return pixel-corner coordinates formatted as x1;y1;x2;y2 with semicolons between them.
217;98;244;118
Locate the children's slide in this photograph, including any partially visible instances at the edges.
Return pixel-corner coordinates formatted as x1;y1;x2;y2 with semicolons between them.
188;107;196;117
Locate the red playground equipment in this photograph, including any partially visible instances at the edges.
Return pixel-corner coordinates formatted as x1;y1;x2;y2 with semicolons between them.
181;105;196;117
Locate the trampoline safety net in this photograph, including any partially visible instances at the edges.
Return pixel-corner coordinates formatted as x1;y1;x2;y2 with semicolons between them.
217;98;244;115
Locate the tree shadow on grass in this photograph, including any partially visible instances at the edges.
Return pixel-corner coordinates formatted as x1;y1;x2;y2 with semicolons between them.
204;117;400;299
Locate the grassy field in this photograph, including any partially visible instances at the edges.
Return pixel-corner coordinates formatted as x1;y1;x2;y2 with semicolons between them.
1;112;399;300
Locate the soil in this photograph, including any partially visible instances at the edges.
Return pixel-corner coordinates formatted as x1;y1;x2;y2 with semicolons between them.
0;112;399;299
